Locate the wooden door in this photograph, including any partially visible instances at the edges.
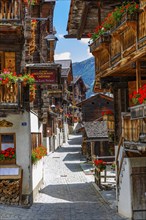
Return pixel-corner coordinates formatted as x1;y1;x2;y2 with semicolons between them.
132;167;146;220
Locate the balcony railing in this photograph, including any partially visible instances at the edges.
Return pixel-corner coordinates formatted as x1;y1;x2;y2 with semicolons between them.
90;33;111;53
0;0;21;21
90;10;142;74
0;82;30;112
122;113;146;142
111;12;138;34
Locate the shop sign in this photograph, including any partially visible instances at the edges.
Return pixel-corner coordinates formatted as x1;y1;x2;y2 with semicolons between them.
31;69;57;83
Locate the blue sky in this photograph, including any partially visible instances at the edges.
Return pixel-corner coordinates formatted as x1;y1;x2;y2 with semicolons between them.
54;0;93;63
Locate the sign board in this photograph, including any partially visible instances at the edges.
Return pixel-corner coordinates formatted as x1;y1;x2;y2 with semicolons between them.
0;168;19;176
21;122;27;126
31;69;57;84
0;165;22;179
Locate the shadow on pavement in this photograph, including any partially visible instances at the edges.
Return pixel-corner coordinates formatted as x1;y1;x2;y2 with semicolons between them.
63;153;81;161
64;163;82;172
40;183;99;202
67;135;82;145
56;146;81;153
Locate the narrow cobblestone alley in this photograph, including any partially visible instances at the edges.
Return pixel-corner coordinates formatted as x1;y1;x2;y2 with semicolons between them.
0;135;128;220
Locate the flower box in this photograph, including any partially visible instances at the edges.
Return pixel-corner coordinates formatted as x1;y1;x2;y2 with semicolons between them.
129;104;146;119
90;33;111;53
111;11;138;33
0;158;16;165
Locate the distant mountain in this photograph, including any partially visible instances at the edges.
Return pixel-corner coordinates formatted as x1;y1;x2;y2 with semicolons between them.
72;57;95;98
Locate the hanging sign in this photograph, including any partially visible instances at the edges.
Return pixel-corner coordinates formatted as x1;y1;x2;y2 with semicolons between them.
31;69;57;83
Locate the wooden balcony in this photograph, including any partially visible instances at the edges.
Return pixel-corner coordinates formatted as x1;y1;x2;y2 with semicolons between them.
111;12;138;34
90;33;111;54
121;113;146;157
0;82;30;113
90;10;141;77
122;112;146;143
0;0;21;21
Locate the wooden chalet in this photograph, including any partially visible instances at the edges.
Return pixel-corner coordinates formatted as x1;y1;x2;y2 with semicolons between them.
66;0;146;219
0;0;66;207
76;93;114;161
55;59;73;104
73;75;88;104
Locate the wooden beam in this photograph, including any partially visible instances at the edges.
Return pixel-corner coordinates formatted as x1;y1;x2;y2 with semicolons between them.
64;34;88;39
136;60;141;91
99;47;146;78
97;1;101;26
77;2;89;40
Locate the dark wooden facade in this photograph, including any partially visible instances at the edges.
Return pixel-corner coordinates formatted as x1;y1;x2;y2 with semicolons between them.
77;93;114;122
73;76;88;104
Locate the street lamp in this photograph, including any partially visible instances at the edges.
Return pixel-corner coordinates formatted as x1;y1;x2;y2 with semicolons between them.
44;34;58;62
44;34;58;51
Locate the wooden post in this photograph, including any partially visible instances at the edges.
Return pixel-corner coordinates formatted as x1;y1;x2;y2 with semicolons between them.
136;61;141;92
97;1;101;26
104;167;107;183
91;142;95;157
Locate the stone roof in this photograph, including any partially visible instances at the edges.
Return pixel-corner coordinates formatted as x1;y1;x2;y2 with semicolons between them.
77;93;113;107
55;60;72;77
55;60;72;68
84;121;108;139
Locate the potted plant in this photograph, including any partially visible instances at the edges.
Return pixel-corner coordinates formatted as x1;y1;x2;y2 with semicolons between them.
94;159;106;172
32;145;47;164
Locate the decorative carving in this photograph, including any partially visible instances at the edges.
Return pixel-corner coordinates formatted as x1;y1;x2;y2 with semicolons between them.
5;52;16;72
0;120;13;127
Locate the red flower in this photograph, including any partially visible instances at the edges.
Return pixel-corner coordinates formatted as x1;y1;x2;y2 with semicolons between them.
102;110;113;116
129;84;146;106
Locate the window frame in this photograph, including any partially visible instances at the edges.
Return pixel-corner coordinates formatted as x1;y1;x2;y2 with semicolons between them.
0;133;16;151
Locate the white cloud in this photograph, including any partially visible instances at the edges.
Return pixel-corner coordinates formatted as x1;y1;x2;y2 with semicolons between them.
54;52;71;60
80;38;90;45
87;47;92;58
58;34;64;39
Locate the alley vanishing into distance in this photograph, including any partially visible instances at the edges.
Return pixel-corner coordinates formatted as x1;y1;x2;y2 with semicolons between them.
0;135;127;220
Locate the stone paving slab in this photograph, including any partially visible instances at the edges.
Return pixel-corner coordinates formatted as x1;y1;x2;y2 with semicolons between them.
0;135;129;220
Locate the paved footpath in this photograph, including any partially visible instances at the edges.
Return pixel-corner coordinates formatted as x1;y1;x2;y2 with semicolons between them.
0;135;128;220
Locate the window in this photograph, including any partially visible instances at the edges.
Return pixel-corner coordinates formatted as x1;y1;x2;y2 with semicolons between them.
31;133;42;149
0;51;16;72
0;133;16;151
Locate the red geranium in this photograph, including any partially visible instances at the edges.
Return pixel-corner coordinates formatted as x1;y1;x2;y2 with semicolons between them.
94;159;106;171
0;148;16;160
129;84;146;106
102;110;113;116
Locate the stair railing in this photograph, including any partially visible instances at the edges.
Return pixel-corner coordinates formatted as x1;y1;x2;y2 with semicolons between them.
115;135;124;187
